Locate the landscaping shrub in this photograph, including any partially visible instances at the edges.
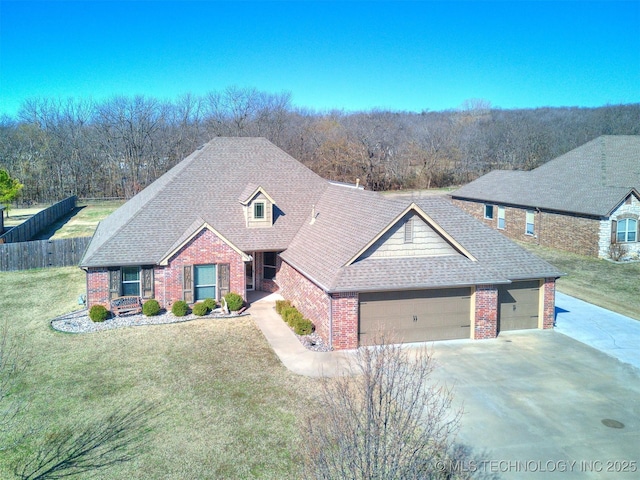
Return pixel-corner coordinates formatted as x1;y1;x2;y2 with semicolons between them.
171;300;189;317
89;304;109;322
275;299;292;315
276;303;315;336
203;298;217;311
224;292;244;311
192;302;208;316
142;299;161;317
294;318;314;336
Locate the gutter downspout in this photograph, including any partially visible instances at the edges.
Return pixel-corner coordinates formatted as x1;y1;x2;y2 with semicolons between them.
328;291;333;351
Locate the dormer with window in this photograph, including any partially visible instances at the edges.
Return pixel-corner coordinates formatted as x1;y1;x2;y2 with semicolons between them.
238;184;276;228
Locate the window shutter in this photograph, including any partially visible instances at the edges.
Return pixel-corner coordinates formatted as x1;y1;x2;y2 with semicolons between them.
183;265;193;303
611;220;618;244
108;268;121;300
218;263;230;299
141;266;154;299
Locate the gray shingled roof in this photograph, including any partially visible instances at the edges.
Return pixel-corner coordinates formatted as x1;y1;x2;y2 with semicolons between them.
81;137;328;267
451;136;640;217
82;137;563;293
281;186;563;292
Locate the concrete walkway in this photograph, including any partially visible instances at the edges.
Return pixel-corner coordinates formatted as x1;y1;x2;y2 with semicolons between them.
247;292;356;377
555;292;640;371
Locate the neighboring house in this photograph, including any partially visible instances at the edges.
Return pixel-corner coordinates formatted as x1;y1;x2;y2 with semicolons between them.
81;137;562;350
451;135;640;259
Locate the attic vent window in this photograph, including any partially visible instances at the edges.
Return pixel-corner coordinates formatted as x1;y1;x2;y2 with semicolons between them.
404;219;414;243
254;202;265;219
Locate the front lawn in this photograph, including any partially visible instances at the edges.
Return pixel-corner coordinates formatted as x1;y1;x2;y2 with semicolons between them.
0;267;312;479
521;243;640;320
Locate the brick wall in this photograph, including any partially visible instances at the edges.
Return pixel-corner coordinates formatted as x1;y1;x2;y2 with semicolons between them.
277;261;331;343
453;198;601;257
542;278;556;329
474;285;498;339
330;292;359;350
86;267;110;307
157;228;246;308
87;228;247;310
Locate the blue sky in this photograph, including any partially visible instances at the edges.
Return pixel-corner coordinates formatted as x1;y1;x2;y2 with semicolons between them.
1;1;639;117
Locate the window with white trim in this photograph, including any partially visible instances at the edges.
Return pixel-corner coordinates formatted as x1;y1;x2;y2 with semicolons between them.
617;218;637;243
121;267;140;296
254;202;265;219
194;264;216;301
497;206;506;230
484;204;494;219
525;210;535;236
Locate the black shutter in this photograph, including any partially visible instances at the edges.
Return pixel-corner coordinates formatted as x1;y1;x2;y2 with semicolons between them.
218;263;230;299
611;220;618;244
108;268;121;300
183;265;193;303
141;266;154;299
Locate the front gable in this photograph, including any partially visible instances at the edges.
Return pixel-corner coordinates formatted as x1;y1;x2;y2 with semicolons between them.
159;219;251;266
348;203;476;265
239;184;276;228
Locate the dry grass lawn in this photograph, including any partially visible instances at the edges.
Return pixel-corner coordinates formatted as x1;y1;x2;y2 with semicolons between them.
521;243;640;320
0;267;314;479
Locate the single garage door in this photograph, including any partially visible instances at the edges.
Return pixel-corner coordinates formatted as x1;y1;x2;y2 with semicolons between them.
498;280;540;331
359;288;471;346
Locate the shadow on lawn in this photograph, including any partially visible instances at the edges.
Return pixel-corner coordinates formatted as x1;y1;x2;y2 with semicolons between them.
13;402;160;480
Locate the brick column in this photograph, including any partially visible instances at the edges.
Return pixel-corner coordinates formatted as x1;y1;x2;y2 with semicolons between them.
330;292;359;350
542;278;556;329
474;285;498;339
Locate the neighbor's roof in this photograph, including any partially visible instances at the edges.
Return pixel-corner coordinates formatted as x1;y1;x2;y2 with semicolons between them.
451;135;640;217
81;137;328;267
281;186;563;293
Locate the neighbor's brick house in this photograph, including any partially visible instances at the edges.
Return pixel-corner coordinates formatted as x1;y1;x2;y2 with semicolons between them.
451;136;640;259
81;138;562;350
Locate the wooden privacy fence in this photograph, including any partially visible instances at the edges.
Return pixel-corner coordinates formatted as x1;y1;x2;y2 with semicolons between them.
0;196;77;243
0;237;91;271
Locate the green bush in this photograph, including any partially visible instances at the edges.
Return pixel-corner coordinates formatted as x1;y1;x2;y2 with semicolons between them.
142;299;161;317
282;307;303;326
275;299;292;315
172;300;189;317
203;298;217;312
192;302;208;316
224;292;244;311
89;304;109;322
294;318;314;336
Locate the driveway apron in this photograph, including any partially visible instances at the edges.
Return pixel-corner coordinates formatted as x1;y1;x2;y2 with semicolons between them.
554;292;640;370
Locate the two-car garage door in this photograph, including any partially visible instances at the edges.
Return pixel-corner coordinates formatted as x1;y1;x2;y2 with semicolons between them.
359;288;471;346
359;281;541;346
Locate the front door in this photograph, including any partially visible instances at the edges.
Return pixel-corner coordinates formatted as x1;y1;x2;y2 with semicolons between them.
245;258;254;291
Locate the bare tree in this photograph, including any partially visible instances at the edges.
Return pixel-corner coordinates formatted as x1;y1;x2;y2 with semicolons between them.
303;335;471;479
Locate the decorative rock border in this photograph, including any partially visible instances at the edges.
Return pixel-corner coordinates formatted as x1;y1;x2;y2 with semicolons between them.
50;308;249;334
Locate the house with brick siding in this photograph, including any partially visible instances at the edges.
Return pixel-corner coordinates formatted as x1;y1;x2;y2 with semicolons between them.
81;137;562;350
451;136;640;259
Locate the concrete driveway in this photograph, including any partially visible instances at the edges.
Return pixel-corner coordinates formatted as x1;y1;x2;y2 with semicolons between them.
428;331;640;479
554;292;640;370
250;293;640;479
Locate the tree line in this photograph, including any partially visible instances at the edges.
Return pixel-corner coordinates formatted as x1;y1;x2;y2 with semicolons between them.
0;87;638;203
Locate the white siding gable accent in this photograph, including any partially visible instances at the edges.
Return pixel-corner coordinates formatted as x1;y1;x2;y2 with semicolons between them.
246;192;273;228
359;213;459;260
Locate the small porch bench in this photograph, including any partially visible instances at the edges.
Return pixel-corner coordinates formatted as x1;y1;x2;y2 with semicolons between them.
110;296;143;316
